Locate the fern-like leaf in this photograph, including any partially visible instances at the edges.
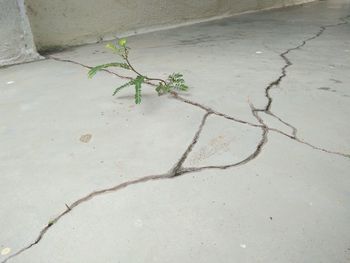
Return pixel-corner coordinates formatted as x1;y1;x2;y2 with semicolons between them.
112;80;134;96
134;76;144;104
88;63;130;78
166;72;188;92
176;83;189;91
155;84;163;95
155;83;170;95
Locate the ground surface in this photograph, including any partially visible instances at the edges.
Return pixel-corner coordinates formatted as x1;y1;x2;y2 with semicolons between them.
1;1;350;262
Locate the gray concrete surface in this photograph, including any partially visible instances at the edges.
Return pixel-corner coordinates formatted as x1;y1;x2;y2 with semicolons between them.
0;0;40;66
1;1;350;262
25;0;315;51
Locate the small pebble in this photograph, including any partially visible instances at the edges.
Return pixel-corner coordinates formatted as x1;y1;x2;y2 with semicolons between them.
1;247;11;255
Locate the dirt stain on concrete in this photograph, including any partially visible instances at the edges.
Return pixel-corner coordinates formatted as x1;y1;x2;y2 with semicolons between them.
188;135;233;165
79;134;92;143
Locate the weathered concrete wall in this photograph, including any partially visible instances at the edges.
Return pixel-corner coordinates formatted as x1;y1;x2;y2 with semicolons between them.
25;0;316;51
0;0;40;66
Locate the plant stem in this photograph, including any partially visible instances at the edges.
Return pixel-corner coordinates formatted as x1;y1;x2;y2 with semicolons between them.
124;51;167;85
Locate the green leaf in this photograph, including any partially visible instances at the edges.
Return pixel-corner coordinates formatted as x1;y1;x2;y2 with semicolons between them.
155;84;162;95
168;73;184;82
118;38;127;47
178;84;189;91
134;76;144;104
155;82;172;95
166;72;188;92
88;63;130;78
112;80;134;96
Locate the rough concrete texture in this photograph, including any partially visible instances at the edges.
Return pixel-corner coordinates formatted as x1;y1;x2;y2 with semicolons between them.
0;0;41;66
1;1;350;262
25;0;315;50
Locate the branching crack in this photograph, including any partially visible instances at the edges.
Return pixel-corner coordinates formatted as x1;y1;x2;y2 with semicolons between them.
254;15;350;144
2;103;268;263
1;98;270;263
3;14;350;263
1;113;205;263
169;112;212;177
48;47;349;159
180;103;269;174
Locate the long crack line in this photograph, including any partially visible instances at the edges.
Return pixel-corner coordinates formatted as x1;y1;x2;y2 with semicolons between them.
258;15;350;114
268;127;350;158
1;113;205;262
3;12;350;263
252;14;350;157
50;55;263;130
47;14;350;162
256;14;350;123
2;107;269;263
171;92;348;158
48;56;134;82
1;173;167;263
169;91;262;128
47;49;349;159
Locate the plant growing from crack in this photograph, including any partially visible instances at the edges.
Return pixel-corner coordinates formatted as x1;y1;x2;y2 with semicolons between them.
88;38;189;104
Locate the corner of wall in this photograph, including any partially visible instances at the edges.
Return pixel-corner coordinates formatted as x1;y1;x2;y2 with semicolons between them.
0;0;42;67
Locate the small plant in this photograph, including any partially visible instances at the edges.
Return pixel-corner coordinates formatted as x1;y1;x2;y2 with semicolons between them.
88;38;189;104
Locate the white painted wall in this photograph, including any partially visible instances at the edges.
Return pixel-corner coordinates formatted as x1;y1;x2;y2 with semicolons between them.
25;0;316;51
0;0;40;66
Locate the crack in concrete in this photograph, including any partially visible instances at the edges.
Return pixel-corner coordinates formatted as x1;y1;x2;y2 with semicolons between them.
179;103;268;174
264;111;298;138
48;49;349;159
169;91;262;129
0;113;203;263
258;15;350;113
169;112;212;176
254;15;350;141
3;14;350;263
170;92;349;158
1;174;169;263
0;174;168;263
48;56;134;82
1;109;267;263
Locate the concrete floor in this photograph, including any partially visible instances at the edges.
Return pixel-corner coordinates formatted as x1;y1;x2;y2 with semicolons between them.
1;1;350;262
